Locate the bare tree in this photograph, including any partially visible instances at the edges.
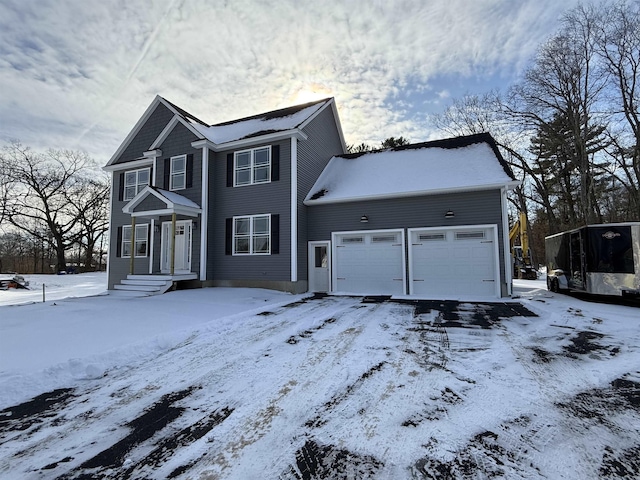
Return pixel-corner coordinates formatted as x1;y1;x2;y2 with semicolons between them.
509;4;610;225
596;0;640;217
66;176;110;271
1;141;104;273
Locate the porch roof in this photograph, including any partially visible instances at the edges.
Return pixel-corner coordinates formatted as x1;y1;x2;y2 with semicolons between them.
122;186;202;218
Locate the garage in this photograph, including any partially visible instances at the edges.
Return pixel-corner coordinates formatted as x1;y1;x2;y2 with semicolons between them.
332;229;405;295
409;225;499;298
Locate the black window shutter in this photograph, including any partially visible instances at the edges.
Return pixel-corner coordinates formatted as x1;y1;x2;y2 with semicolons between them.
163;158;170;190
186;154;194;188
226;153;234;187
119;173;124;201
116;226;122;257
271;145;280;181
271;214;279;254
225;218;233;255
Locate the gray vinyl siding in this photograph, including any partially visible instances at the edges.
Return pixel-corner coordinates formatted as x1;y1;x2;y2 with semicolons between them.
155;123;202;205
107;118;203;289
133;195;165;212
108;171;151;288
207;141;291;282
307;189;509;291
297;105;345;281
113;103;174;165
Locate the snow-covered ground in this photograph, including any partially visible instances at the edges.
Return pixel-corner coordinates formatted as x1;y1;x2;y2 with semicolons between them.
0;273;638;479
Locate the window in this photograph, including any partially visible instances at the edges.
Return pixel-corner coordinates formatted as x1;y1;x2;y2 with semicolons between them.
122;224;149;258
124;168;150;201
341;236;364;245
233;214;271;255
234;147;271;186
455;231;485;240
315;246;328;268
170;155;186;191
372;235;398;243
419;233;446;241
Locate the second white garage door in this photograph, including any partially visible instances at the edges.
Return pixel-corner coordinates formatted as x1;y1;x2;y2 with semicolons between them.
409;225;499;298
333;229;405;295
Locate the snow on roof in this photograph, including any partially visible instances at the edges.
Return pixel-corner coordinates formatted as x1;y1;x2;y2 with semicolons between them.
304;134;518;205
153;188;200;209
187;99;330;145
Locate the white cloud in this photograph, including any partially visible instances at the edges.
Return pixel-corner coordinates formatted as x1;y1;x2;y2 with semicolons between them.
0;0;590;162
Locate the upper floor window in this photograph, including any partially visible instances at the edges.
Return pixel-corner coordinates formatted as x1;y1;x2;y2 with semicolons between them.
234;146;271;186
122;224;149;258
124;168;150;201
233;214;271;255
170;155;186;191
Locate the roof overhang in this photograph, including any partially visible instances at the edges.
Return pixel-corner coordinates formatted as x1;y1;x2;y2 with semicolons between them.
122;186;202;218
304;181;521;206
190;129;308;152
103;157;154;172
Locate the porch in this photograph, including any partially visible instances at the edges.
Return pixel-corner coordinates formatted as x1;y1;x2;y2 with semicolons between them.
112;273;199;296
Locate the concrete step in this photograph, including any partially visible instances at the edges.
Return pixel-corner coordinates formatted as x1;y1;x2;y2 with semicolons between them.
114;284;165;293
127;274;174;281
108;289;150;298
122;279;169;287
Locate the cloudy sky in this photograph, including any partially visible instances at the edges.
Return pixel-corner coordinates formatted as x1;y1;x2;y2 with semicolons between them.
0;0;594;164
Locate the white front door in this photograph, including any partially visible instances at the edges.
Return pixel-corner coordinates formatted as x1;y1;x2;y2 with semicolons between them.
161;220;192;273
308;241;331;292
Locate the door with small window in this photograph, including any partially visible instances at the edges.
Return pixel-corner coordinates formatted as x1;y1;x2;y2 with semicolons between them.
308;241;331;292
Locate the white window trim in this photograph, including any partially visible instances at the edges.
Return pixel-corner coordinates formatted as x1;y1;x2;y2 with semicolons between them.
233;146;271;187
232;214;271;256
122;224;149;258
170;154;187;191
123;167;150;201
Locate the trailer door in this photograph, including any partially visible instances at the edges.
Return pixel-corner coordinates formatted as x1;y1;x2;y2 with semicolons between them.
570;231;586;290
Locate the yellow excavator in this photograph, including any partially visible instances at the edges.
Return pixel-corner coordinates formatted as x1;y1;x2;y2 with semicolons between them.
509;212;538;280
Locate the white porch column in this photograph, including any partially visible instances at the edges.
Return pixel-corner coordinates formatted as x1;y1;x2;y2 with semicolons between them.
170;213;176;276
129;216;136;275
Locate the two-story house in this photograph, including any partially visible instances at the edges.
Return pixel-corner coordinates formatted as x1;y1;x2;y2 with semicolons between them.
104;96;519;299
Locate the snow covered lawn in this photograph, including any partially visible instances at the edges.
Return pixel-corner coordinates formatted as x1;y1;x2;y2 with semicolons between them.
0;274;639;479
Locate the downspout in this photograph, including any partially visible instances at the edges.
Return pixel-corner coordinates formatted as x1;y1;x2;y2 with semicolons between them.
200;147;209;281
290;137;298;283
501;186;513;296
107;171;114;287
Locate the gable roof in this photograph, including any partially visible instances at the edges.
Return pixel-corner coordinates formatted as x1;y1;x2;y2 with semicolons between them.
304;133;519;205
122;186;201;217
105;97;341;170
186;98;333;145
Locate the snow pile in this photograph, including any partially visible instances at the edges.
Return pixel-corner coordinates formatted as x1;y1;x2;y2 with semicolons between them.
1;274;639;479
305;142;517;204
190;101;327;144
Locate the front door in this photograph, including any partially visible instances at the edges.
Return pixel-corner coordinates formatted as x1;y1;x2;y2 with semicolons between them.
161;220;192;274
308;241;331;292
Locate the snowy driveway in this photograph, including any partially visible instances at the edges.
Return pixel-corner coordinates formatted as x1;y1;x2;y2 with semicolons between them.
1;291;639;479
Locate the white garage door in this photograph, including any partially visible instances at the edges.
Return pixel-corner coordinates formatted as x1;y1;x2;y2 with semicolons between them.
333;230;405;295
409;226;499;298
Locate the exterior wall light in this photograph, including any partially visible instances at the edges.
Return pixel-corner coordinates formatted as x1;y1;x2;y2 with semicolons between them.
445;210;455;219
360;215;369;223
